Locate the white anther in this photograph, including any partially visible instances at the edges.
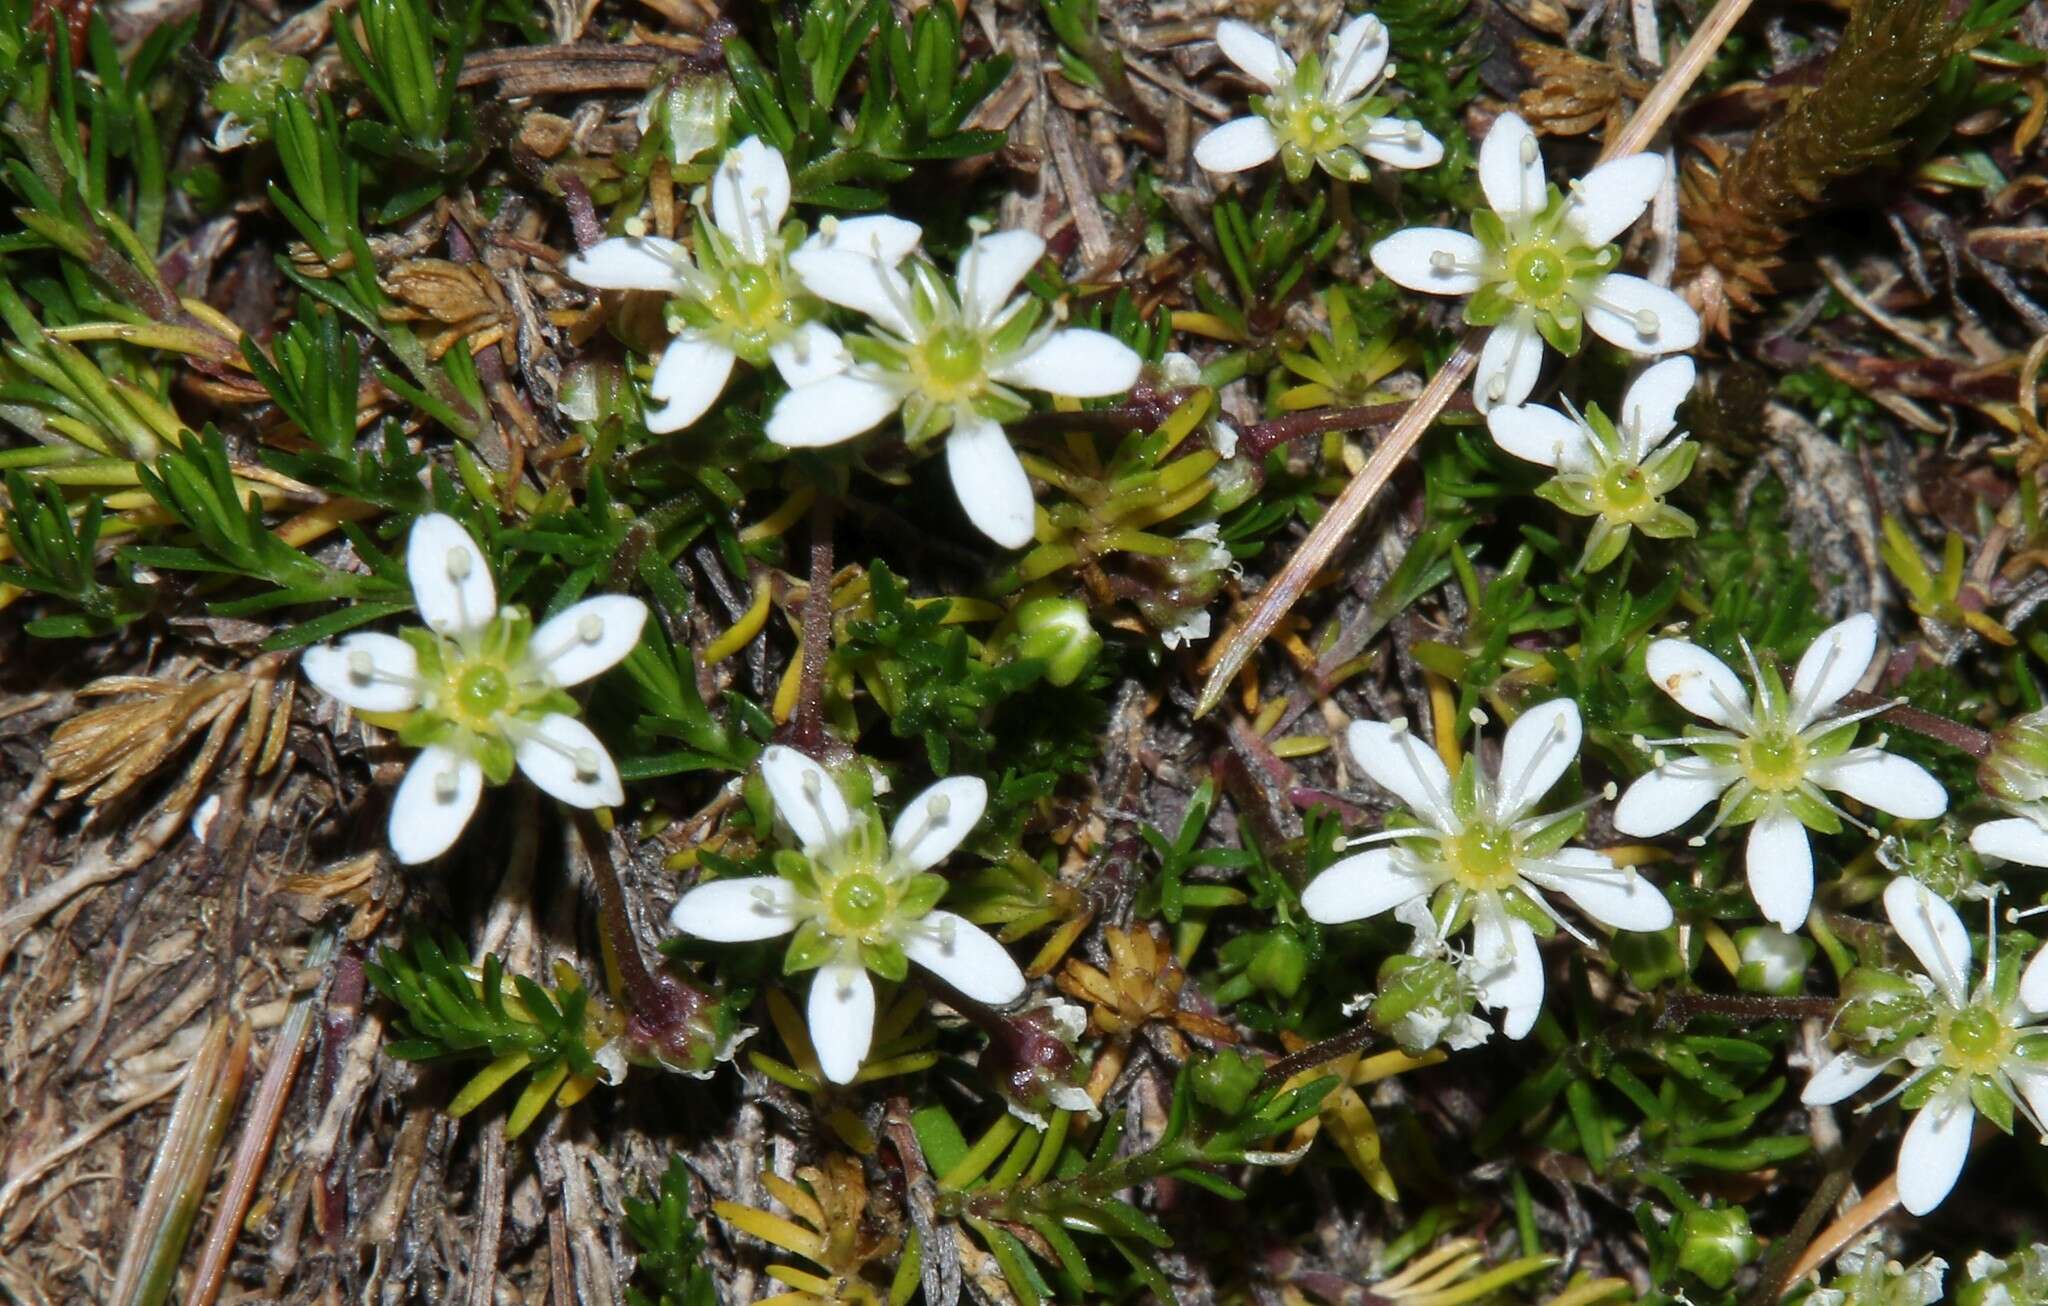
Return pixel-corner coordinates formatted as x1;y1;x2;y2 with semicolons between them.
435;768;460;801
347;650;374;681
446;548;473;581
574;748;601;781
802;771;823;798
1486;374;1507;401
624;214;650;238
1404;120;1423;144
1469;707;1488;726
1388;716;1410;734
1602;782;1618;800
578;613;605;643
750;884;782;909
1633;308;1660;336
937;914;958;948
1519;136;1538;165
926;793;952;823
1430;251;1456;273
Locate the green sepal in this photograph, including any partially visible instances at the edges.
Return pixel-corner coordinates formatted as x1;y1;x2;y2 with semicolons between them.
1463;280;1511;327
784;919;836;974
1534;307;1581;356
1536;475;1601;518
898;872;949;919
1899;1066;1955;1111
773;849;820;896
862;938;909;983
1970;1075;2016;1134
1643;440;1700;496
1577;518;1631;573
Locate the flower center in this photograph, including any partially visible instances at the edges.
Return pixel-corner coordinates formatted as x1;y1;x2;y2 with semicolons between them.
1510;242;1567;303
1444;823;1521;892
1595;462;1650;516
1741;729;1809;791
1943;1005;2013;1073
830;871;889;930
456;663;510;721
918;326;986;399
728;263;783;326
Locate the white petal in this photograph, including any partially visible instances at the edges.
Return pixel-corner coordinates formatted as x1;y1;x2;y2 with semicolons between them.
528;594;649;687
1791;613;1879;727
1214;19;1293;88
947;415;1036;549
1800;1051;1893;1106
903;911;1026;1005
958;231;1046;326
1884;875;1973;1007
2014;1065;2048;1134
1612;760;1733;837
1370;227;1484;296
1811;749;1948;820
563;236;689;294
768;321;851;388
808;962;875;1084
710;136;791;260
1897;1091;1975;1216
759;744;854;852
1474;314;1545;413
804;213;923;264
301;632;420;713
765;373;906;448
2021;941;2048;1015
1583;273;1703;357
1972;817;2048;868
388;745;484;864
1644;638;1751;728
992;329;1141;398
1346;719;1456;828
669;876;799;941
1621;355;1695;454
891;776;988;870
1494;697;1582;822
1746;811;1815;932
1473;906;1544;1039
645;333;735;434
406;513;495;638
1562;152;1665;247
1194;115;1282;173
789;248;917;336
1324;13;1389;101
1523;849;1672;932
1477;111;1546;225
1487;403;1592;472
1356;117;1444;170
1301;848;1437;924
515;713;624;808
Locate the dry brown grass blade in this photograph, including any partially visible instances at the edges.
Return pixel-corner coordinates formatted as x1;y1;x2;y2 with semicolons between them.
1193;0;1756;718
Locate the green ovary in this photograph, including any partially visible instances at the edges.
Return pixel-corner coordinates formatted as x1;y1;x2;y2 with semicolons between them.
1444;824;1522;892
1594;463;1653;519
1510;244;1567;303
1943;1006;2013;1074
455;663;511;724
916;327;987;403
1740;730;1809;792
831;872;888;931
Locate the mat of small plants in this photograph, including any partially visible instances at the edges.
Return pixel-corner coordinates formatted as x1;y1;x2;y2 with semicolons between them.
7;0;2048;1299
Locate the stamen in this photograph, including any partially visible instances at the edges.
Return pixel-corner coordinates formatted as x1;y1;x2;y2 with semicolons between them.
574;748;601;781
1430;251;1456;274
1518;136;1538;166
749;884;781;909
347;650;374;682
927;793;952;822
1344;826;1436;848
435;768;460;801
578;613;605;644
1404;120;1422;144
446;548;473;581
1632;308;1660;336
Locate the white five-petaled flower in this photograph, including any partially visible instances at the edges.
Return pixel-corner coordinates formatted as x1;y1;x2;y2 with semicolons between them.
1614;614;1949;931
667;746;1027;1084
563;136;921;433
765;227;1142;549
1194;14;1443;184
1802;877;2048;1216
1487;355;1700;572
1301;699;1673;1039
1970;708;2048;870
1369;111;1700;413
301;514;648;864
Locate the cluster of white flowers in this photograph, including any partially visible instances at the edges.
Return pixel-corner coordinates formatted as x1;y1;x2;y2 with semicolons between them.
566;136;1139;550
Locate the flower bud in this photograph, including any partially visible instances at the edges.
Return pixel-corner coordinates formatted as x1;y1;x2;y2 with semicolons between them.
1736;927;1814;995
1983;708;2048;819
636;74;731;167
557;358;637;426
1371;953;1486;1056
1960;1245;2048;1305
1876;820;1985;903
207;39;309;150
982;1000;1095;1128
1835;966;1937;1056
1189;1046;1264;1116
1676;1205;1759;1290
1008;596;1101;687
1813;1242;1947;1306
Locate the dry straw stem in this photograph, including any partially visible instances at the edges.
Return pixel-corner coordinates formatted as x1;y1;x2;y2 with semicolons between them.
1194;0;1756;717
